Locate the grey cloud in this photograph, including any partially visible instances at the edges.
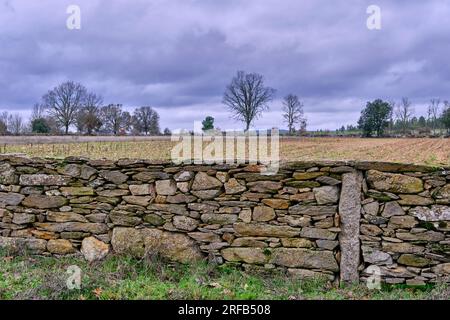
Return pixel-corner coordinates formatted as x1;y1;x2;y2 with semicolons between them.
0;0;449;130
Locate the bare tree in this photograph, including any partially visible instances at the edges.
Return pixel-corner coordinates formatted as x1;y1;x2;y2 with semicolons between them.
76;93;103;135
132;106;160;135
42;81;88;134
0;111;8;135
427;99;440;133
395;97;414;135
100;104;131;135
31;103;46;121
282;94;306;135
8;113;24;135
223;71;275;131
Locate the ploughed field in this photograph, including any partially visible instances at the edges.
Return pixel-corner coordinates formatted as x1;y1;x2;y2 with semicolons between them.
0;137;448;166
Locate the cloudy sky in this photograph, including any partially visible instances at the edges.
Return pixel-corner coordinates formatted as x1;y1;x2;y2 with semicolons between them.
1;0;449;131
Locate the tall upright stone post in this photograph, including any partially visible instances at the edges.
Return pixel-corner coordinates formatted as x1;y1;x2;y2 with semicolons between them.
339;171;362;285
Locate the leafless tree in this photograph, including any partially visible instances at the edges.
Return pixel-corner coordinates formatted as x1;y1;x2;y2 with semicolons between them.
395;97;414;134
282;94;306;135
76;93;103;135
427;99;440;132
42;81;88;134
132;106;160;135
31;103;46;121
100;104;131;135
0;111;8;135
223;71;275;131
8;113;24;135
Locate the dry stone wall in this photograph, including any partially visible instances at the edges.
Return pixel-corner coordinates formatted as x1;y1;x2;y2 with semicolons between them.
0;154;449;285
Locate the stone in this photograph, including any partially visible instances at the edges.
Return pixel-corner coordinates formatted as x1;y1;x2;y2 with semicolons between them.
22;195;67;209
316;176;341;186
177;182;189;193
313;186;340;204
80;165;97;180
215;171;228;183
47;239;75;254
382;242;424;254
188;232;221;242
361;246;393;265
398;254;430;267
433;184;450;203
148;204;188;215
35;222;108;234
0;192;25;206
174;171;194;182
277;215;311;227
339;171;362;284
133;171;170;181
238;208;252;223
191;190;221;200
100;171;128;184
110;212;142;226
316;240;339;250
96;189;129;197
396;231;444;242
287;268;334;281
363;201;379;216
129;184;154;196
366;170;423;194
0;236;47;254
201;214;237;225
271;248;339;271
247;181;282;193
388;216;418;229
123;196;152;206
280;238;313;248
288;205;337;216
431;263;450;275
290;192;315;202
261;199;290;209
31;230;57;240
81;237;109;262
143;214;164;226
252;206;276;222
293;172;325;180
12;213;35;224
57;164;81;177
0;163;18;184
409;205;450;222
188;203;219;212
191;172;222;191
155;180;177;195
285;181;320;188
231;237;268;248
60;187;95;196
166;194;197;204
300;227;337;240
86;213;107;223
221;248;269;264
234;223;300;237
381;201;405;217
19;174;70;186
141;228;204;263
47;211;88;223
360;224;383;236
398;195;434;206
173;216;199;231
224;178;246;194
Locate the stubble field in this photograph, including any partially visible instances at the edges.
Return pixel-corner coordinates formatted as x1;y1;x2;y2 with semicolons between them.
0;137;449;166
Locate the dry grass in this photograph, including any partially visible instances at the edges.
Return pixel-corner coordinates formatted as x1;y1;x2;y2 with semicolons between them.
0;137;448;166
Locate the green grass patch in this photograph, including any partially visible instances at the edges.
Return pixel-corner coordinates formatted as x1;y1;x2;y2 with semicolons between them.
0;250;448;300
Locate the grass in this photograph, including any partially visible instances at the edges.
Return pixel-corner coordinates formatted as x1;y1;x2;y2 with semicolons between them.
0;250;448;300
1;137;449;166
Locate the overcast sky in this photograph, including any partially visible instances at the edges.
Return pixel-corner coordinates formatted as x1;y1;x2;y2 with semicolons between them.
1;0;449;131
